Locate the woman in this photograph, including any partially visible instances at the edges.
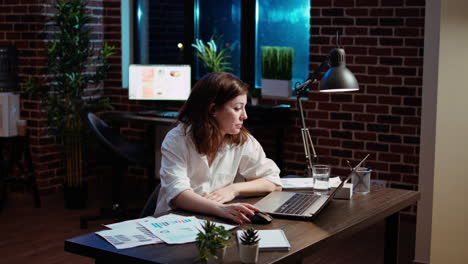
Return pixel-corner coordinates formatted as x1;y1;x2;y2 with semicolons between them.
155;72;282;224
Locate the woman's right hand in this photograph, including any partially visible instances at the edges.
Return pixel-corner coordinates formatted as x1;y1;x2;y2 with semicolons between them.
215;203;259;224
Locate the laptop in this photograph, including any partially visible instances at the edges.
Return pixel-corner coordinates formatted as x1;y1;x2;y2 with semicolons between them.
254;154;370;220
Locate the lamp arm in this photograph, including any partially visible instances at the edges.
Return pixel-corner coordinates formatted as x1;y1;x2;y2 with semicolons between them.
294;56;330;97
294;56;330;177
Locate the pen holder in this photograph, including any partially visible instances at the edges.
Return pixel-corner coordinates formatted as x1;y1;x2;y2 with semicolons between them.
352;167;371;194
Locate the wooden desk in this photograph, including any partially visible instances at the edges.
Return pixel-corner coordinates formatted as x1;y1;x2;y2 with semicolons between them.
64;187;419;264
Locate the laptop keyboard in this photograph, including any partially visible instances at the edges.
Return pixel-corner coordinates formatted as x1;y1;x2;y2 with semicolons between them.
274;193;320;215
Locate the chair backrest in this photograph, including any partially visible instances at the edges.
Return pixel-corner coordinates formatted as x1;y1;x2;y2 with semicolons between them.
85;112;150;165
139;184;161;218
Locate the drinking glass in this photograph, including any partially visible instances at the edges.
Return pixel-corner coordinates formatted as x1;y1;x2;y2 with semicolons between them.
312;164;330;195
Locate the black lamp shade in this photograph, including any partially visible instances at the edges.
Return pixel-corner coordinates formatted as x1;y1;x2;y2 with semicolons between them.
319;48;359;92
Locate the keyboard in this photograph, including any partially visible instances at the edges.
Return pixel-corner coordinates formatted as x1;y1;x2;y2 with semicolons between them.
274;193;319;215
136;110;179;118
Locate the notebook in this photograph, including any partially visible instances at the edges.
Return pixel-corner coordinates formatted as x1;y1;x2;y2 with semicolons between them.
254;154;369;220
236;229;290;251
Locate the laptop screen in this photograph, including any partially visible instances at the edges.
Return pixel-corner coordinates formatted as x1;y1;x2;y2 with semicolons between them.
128;64;191;101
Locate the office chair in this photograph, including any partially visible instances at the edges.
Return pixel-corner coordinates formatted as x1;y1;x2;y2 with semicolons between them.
80;112;156;228
139;184;160;218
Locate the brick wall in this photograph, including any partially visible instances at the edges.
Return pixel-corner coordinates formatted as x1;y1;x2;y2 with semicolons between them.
2;0;425;218
263;0;424;217
0;0;109;195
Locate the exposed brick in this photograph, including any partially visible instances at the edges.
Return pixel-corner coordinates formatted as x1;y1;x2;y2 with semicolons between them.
379;153;401;162
318;120;341;129
403;97;421;106
366;142;389;152
356;0;380;7
377;115;401;124
380;18;404;26
403;116;420;126
367;104;389;114
355;37;378;46
392;125;416;134
334;0;356;7
342;104;364;112
333;18;354;25
369;47;392;56
356;18;378;26
390;145;415;154
345;27;368;35
392;87;416;96
346;9;369;16
369;29;392;38
381;0;404;6
318;138;341;147
332;149;353;158
404;155;419;164
404;136;420;144
380;38;403;46
379;76;402;85
370;8;394;16
394;48;418;56
331;93;353;102
366;161;388;171
322;8;345;16
392;107;416;116
355;114;375;122
390;164;415;173
331;130;353;139
330;112;352;120
343;122;365;130
378;134;402;143
355;132;377;141
405;38;424;46
380;57;403;65
368;66;391;75
342;140;365;149
368;124;390;132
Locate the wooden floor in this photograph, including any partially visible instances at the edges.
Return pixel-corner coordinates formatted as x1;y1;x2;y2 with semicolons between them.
0;191;416;264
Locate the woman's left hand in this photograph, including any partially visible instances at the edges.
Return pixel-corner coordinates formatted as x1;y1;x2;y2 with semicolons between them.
204;185;238;204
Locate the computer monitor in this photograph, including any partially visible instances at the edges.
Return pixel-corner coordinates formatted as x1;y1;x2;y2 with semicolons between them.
128;64;191;101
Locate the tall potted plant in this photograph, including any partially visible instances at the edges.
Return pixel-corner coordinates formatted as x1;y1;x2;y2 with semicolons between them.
25;0;114;208
261;46;294;98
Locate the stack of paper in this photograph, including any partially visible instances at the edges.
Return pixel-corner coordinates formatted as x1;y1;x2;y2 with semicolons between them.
95;214;236;249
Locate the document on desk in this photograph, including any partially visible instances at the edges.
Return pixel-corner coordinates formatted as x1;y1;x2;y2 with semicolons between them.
139;214;236;244
280;177;314;190
96;217;163;249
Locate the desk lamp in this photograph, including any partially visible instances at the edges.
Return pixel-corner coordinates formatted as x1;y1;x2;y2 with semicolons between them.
295;40;359;177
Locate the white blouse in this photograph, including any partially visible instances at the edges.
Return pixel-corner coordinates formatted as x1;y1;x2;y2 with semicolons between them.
155;123;281;214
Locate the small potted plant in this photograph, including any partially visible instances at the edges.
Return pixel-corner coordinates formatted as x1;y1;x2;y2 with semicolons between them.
239;228;260;264
196;220;232;264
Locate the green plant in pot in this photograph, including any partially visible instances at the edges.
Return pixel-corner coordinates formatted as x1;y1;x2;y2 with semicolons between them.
24;0;114;209
192;34;233;73
261;46;294;98
239;228;260;264
196;220;232;263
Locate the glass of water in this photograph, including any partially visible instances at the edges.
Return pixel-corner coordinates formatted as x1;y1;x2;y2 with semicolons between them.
312;164;330;195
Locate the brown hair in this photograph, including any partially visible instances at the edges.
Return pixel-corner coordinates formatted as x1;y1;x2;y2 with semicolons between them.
178;72;250;155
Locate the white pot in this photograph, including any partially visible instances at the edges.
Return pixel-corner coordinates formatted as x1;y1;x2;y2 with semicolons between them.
207;246;226;264
261;79;292;98
239;243;259;264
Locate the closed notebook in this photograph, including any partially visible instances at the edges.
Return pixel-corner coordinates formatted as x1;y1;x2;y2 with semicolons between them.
237;229;291;251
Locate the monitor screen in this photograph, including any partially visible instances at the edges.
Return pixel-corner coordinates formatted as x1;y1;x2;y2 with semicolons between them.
128;64;191;100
